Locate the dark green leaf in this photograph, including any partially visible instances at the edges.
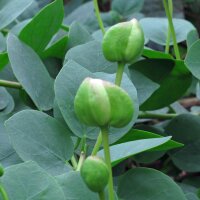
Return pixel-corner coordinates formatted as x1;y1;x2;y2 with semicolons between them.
128;69;159;105
19;0;64;54
143;48;173;59
0;53;9;71
130;59;192;110
115;129;183;150
42;36;68;59
0;33;6;52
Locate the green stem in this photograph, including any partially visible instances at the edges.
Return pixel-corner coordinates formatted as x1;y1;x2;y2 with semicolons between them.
115;62;125;86
91;132;102;156
80;136;87;152
91;62;125;156
139;112;177;120
163;0;181;60
0;79;22;89
101;127;114;200
60;24;69;32
98;190;105;200
165;0;173;53
76;152;85;171
93;0;105;35
71;155;78;170
0;185;9;200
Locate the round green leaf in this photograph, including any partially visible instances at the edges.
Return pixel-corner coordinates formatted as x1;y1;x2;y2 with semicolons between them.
1;161;65;200
56;172;99;200
185;39;200;80
5;110;73;175
140;18;195;45
117;168;187;200
111;0;144;17
165;114;200;172
64;41;117;73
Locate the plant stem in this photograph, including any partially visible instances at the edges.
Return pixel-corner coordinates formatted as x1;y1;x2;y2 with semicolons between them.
98;190;105;200
165;0;173;53
76;152;85;171
91;132;102;156
71;155;78;170
163;0;181;60
93;0;105;35
0;79;22;89
0;185;9;200
115;62;125;86
60;24;69;32
101;127;114;200
91;62;125;156
139;112;177;120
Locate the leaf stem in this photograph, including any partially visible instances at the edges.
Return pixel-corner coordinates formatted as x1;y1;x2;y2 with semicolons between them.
76;152;85;171
163;0;180;60
101;127;114;200
115;62;125;86
60;24;69;32
91;132;102;156
91;62;125;156
0;79;22;89
0;185;9;200
165;0;173;53
139;112;177;120
98;190;105;200
71;155;78;170
93;0;105;35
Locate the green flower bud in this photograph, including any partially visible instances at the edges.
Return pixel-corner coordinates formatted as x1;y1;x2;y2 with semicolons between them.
81;156;109;193
0;164;4;177
102;18;144;63
74;78;134;128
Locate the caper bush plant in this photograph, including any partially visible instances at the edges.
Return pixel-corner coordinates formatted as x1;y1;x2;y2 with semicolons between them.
0;0;200;199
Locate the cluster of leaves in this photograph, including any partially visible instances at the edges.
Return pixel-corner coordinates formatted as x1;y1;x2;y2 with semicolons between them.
0;0;200;199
